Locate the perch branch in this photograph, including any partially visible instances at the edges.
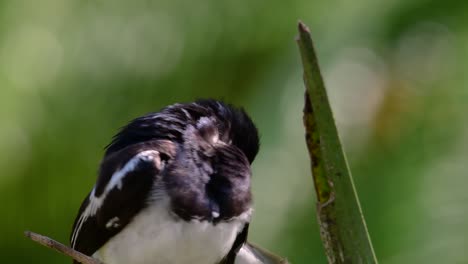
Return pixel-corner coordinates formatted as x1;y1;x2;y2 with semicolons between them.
24;231;103;264
24;231;289;264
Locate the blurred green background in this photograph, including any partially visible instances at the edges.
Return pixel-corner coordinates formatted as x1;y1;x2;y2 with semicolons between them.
1;0;467;263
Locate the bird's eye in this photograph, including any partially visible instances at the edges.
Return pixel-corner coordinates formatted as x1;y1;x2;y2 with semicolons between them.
160;153;170;163
159;153;171;170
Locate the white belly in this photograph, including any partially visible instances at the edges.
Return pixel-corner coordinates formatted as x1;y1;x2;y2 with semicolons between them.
93;201;250;264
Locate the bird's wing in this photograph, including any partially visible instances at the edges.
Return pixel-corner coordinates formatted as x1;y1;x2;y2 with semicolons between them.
69;140;176;259
219;223;250;264
222;225;290;264
235;243;290;264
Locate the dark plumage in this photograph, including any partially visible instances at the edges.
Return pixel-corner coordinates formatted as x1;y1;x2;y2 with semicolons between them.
70;100;260;264
105;99;259;163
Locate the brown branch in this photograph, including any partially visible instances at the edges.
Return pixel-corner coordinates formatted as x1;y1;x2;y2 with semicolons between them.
24;231;103;264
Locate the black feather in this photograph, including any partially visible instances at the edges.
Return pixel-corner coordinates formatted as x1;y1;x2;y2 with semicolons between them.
105;100;259;163
70;100;259;262
70;140;175;257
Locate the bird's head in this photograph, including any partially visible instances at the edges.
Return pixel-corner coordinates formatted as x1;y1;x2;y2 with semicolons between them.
105;99;259;223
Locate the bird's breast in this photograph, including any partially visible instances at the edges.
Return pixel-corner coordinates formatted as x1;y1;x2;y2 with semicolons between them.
93;198;251;264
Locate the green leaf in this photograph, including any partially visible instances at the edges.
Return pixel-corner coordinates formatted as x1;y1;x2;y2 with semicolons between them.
296;21;378;264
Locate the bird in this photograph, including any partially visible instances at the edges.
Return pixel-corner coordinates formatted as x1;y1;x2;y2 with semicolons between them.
69;99;275;264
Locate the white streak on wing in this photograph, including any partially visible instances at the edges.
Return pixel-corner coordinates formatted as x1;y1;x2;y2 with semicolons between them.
71;150;159;248
107;150;158;191
70;188;97;248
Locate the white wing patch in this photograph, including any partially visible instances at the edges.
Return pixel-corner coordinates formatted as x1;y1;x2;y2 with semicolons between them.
71;150;160;248
106;217;121;229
